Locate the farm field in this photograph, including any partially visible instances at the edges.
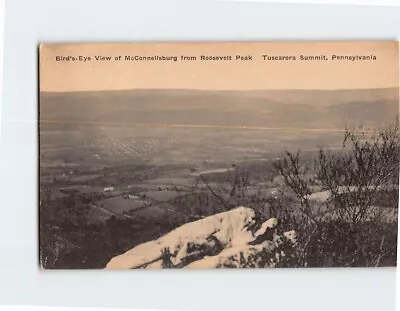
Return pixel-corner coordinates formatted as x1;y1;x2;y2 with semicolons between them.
39;88;399;269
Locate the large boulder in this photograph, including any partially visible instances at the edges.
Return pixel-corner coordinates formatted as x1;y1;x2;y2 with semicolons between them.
105;206;297;269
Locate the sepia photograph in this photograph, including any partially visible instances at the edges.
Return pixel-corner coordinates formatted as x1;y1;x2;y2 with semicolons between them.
39;41;399;269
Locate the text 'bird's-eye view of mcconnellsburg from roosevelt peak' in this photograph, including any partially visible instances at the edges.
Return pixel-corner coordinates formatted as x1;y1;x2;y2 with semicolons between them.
39;87;400;270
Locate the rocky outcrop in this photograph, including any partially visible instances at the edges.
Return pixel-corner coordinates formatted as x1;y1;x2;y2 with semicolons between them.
105;207;297;269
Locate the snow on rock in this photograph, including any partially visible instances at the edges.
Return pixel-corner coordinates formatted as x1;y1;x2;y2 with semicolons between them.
105;206;296;269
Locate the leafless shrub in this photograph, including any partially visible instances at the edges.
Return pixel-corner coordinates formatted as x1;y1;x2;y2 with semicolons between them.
273;118;399;267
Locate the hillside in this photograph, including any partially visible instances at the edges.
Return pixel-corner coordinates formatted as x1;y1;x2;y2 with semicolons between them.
40;88;399;130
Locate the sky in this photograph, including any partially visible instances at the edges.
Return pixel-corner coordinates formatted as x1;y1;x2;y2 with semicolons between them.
39;41;399;92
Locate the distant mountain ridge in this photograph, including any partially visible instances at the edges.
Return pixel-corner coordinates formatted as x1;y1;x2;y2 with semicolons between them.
40;88;399;130
41;87;399;104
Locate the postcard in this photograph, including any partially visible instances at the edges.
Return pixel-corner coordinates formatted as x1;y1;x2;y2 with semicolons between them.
39;41;399;269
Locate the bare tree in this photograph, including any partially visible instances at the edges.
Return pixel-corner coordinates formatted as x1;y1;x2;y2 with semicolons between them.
275;118;399;226
273;118;399;266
